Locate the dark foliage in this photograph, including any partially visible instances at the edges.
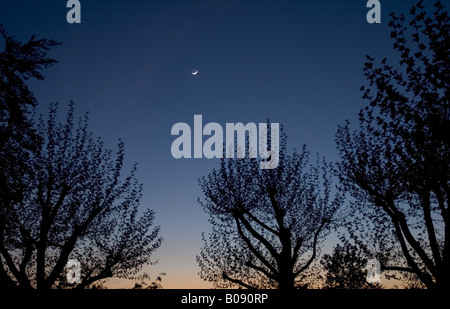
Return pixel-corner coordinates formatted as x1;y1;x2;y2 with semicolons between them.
336;1;449;289
197;132;344;289
0;26;162;289
321;242;382;289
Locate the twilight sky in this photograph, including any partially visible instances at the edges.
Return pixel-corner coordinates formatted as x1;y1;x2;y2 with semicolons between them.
0;0;426;288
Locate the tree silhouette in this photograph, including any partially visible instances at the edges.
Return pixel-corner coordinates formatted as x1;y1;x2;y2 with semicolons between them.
132;273;166;289
197;134;344;289
0;23;60;132
1;101;162;289
336;1;448;289
0;24;61;289
321;242;381;289
0;26;162;289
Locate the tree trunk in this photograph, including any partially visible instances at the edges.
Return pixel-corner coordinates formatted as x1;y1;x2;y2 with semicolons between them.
278;227;295;290
278;270;295;290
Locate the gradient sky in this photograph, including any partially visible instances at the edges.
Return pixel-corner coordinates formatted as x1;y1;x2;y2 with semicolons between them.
0;0;429;288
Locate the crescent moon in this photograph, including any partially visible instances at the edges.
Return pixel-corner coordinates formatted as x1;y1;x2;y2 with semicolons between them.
191;69;198;75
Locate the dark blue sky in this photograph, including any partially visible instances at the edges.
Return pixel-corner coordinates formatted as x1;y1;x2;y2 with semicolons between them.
0;0;427;288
